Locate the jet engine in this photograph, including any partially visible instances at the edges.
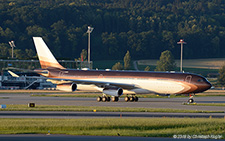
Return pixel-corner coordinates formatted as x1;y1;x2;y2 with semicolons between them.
103;87;123;97
56;83;77;92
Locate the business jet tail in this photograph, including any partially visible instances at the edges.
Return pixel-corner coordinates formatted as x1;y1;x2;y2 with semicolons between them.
33;37;65;69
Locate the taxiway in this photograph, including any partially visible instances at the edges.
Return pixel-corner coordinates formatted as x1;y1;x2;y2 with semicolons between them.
0;93;224;111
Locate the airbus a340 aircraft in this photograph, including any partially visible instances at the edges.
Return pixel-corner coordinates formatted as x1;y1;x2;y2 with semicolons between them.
33;37;211;103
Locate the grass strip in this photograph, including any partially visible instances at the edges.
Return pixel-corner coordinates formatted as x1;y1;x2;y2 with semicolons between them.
0;118;224;138
0;105;223;113
183;103;225;107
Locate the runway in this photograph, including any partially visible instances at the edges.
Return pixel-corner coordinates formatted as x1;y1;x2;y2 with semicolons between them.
0;111;224;118
0;93;224;111
0;134;183;141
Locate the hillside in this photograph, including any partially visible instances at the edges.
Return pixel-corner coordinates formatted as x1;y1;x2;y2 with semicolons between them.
0;0;225;60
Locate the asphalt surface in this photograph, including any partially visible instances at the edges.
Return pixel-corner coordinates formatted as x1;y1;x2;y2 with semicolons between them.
0;134;218;141
0;93;224;118
0;111;224;118
0;93;224;111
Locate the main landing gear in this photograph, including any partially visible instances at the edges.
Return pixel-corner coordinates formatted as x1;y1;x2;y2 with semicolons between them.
124;95;138;102
97;94;139;102
97;95;119;102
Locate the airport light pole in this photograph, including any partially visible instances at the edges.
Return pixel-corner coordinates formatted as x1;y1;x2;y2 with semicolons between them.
177;39;186;72
8;41;16;58
86;26;94;69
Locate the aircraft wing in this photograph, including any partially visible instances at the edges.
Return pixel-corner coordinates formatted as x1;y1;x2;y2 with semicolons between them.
47;77;138;90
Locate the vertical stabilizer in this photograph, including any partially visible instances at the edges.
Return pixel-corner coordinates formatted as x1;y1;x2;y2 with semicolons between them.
33;37;65;69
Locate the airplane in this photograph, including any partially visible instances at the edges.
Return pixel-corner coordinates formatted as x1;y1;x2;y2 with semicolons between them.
33;37;212;103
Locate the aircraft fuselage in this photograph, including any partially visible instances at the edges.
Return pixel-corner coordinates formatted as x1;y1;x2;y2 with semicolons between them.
35;68;212;95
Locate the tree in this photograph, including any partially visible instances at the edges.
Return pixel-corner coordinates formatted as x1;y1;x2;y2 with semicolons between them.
155;50;176;71
217;65;225;86
0;43;9;58
112;62;123;70
13;49;25;59
80;49;87;61
124;50;131;70
25;49;35;59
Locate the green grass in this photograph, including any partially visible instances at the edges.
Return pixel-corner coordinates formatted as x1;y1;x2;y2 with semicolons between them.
183;103;225;107
0;118;224;138
138;65;218;76
0;105;223;113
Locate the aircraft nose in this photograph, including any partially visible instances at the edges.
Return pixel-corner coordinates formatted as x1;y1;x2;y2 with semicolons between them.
194;81;212;93
205;81;212;90
200;81;212;92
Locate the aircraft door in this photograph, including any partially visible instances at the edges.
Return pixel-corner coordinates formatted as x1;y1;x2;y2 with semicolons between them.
185;75;192;83
99;74;104;78
59;71;69;77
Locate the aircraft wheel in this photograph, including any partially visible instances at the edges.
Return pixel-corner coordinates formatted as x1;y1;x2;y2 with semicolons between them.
188;98;194;103
107;96;111;102
112;96;119;102
124;96;129;102
102;97;107;102
134;96;138;102
129;96;134;102
97;96;102;102
111;97;116;102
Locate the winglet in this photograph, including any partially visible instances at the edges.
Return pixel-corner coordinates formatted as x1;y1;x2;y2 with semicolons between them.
33;37;65;69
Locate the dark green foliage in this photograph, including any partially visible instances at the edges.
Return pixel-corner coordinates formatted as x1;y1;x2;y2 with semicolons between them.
155;50;176;71
217;65;225;86
112;62;123;70
80;49;87;61
0;0;225;60
0;43;10;58
124;51;131;70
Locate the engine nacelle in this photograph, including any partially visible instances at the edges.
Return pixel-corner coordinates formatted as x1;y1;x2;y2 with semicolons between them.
103;87;123;97
56;83;77;92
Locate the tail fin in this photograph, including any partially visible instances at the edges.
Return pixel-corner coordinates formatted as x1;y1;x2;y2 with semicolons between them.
33;37;65;69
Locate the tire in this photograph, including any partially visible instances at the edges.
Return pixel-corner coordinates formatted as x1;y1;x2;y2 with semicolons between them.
97;96;102;102
111;97;116;102
129;96;134;102
102;97;107;102
124;96;129;102
134;96;138;102
107;96;111;102
188;99;194;103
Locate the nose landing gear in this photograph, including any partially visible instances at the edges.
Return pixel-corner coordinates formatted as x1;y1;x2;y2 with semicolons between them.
187;94;195;104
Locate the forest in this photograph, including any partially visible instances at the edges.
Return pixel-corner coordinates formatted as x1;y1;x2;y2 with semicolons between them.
0;0;225;61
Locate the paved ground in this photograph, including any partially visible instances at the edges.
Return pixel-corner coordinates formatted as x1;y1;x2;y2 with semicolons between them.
0;111;224;118
0;93;224;111
0;134;217;141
